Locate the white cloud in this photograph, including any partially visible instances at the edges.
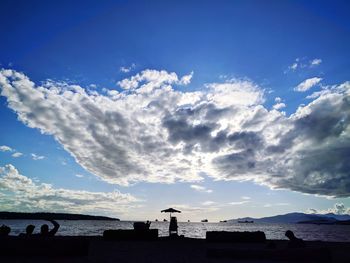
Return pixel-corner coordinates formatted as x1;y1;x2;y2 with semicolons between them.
117;69;193;90
120;63;136;73
205;79;264;107
11;152;23;158
310;58;322;67
229;201;249;205
0;164;139;216
0;145;23;158
287;58;322;72
1;69;350;197
179;71;193;85
263;203;290;208
0;145;13;152
201;201;216;206
31;153;45;160
190;184;213;193
274;97;282;103
308;203;350;215
273;102;286;110
75;174;84;178
290;62;298;71
294;77;322;92
241;196;251;200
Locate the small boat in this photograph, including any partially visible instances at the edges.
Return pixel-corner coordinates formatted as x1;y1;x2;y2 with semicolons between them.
163;219;168;222
201;219;208;222
238;220;254;223
220;220;227;223
155;219;158;222
187;220;190;222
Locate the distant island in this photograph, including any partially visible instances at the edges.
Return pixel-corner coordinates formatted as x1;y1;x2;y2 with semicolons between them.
230;212;350;224
0;211;119;221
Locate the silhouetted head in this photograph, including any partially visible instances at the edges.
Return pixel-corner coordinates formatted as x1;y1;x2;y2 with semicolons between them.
41;224;49;235
285;230;295;240
0;224;11;236
26;225;35;235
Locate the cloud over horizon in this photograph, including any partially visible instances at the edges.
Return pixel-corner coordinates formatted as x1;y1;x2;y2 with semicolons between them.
0;69;349;197
0;164;139;216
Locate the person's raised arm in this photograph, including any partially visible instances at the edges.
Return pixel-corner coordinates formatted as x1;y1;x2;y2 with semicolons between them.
47;219;60;236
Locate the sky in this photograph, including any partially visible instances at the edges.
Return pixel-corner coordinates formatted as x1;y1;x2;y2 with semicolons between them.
0;0;350;221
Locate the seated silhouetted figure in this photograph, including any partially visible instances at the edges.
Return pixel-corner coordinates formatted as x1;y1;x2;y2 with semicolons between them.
0;225;11;236
40;219;60;237
169;216;178;236
285;230;305;248
19;224;35;237
133;221;151;231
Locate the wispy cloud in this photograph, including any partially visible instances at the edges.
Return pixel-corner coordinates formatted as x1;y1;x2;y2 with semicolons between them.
0;145;13;152
31;153;45;160
229;201;250;205
263;203;290;208
286;57;322;72
75;174;84;178
190;185;213;193
11;152;23;158
120;63;136;73
294;77;322;92
310;58;322;67
272;97;286;110
1;145;23;158
201;201;216;206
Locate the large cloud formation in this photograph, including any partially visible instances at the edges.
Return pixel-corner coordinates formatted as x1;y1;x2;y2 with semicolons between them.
0;164;139;215
0;69;349;197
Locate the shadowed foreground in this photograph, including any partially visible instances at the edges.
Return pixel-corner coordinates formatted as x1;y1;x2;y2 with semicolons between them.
1;236;350;263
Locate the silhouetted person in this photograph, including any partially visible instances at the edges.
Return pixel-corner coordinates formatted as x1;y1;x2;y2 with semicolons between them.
0;224;11;236
19;224;35;237
169;216;178;236
133;221;151;231
285;230;305;248
40;219;60;236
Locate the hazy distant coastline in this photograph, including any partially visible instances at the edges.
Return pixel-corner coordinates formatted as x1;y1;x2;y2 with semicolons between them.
231;212;350;225
0;211;119;221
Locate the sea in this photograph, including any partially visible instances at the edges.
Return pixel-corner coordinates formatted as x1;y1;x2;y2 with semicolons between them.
1;220;350;242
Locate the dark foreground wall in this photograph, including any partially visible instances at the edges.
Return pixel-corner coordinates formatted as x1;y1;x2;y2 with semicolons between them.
0;236;90;257
1;236;350;263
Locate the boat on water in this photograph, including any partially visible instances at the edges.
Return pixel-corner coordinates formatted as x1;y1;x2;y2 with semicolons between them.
220;220;227;223
163;219;167;222
238;220;254;223
201;219;208;222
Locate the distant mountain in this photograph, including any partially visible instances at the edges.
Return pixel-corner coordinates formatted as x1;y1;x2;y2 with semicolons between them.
320;213;350;221
230;212;349;224
0;211;119;221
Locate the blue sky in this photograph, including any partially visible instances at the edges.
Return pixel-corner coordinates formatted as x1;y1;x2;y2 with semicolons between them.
0;0;350;221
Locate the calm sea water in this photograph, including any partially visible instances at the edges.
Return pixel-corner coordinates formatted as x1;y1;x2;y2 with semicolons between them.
1;220;350;242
